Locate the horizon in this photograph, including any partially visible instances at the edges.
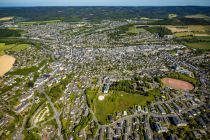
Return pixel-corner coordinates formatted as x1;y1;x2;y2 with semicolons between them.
1;5;210;8
0;0;210;7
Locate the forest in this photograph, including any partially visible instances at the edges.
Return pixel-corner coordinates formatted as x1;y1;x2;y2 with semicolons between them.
0;6;210;23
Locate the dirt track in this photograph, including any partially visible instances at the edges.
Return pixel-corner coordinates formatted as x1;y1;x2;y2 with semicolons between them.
161;78;194;91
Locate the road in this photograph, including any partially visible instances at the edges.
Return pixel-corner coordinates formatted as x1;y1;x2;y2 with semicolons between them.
39;87;64;140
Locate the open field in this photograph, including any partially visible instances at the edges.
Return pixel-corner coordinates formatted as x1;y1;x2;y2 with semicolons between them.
19;20;61;25
165;25;210;38
0;55;15;77
127;26;146;34
161;78;194;91
0;17;14;21
166;25;210;33
185;42;210;50
0;43;30;54
86;88;155;124
9;44;30;52
185;14;210;19
168;14;177;19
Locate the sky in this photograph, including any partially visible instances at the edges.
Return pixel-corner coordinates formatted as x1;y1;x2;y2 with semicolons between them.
0;0;210;7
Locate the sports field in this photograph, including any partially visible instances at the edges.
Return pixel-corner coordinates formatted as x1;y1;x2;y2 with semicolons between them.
161;78;194;91
0;55;16;77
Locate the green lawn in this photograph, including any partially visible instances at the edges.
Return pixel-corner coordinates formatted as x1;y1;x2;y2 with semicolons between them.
186;42;210;50
86;88;156;124
127;26;146;34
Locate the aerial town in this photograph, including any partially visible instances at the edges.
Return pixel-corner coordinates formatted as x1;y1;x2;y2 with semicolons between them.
0;6;210;140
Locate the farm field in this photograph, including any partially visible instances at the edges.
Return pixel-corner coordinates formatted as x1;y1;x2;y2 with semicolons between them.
166;25;210;33
185;14;210;19
0;17;14;21
0;43;30;54
86;88;155;124
161;78;194;91
168;14;177;19
185;42;210;50
19;20;61;25
127;26;146;34
0;55;16;77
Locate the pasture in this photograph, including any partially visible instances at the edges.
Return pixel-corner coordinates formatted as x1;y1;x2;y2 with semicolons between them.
165;25;210;38
127;26;146;34
168;14;177;19
185;14;210;19
0;43;30;54
19;20;61;25
166;25;209;33
185;42;210;50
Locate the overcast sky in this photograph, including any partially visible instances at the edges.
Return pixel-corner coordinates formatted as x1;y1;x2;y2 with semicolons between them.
0;0;210;7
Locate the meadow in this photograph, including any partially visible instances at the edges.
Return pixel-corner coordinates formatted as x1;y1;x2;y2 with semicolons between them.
0;17;14;21
86;88;157;124
19;20;61;25
185;42;210;50
127;26;146;34
185;14;210;19
0;43;30;54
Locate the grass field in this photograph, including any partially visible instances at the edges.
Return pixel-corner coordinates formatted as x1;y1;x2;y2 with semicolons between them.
19;20;61;25
185;14;210;19
9;44;30;52
168;14;177;19
86;88;156;124
0;17;14;21
127;26;146;34
165;25;210;38
166;25;210;33
185;42;210;50
0;43;30;54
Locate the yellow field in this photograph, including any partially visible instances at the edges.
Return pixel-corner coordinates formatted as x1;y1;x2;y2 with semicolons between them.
165;25;210;37
166;25;208;33
0;17;14;21
0;55;16;77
